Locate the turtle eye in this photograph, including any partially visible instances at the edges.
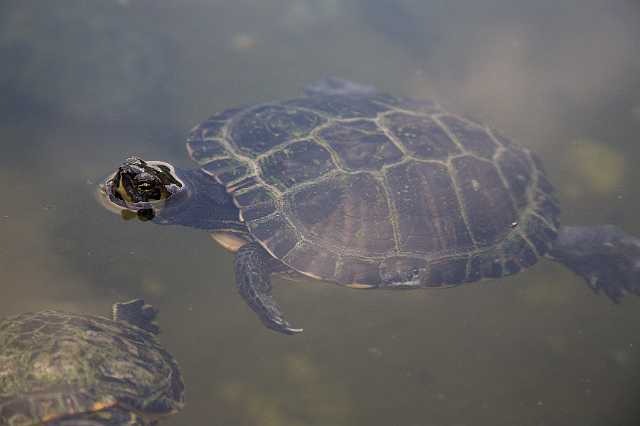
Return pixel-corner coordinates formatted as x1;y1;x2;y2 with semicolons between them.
137;182;153;192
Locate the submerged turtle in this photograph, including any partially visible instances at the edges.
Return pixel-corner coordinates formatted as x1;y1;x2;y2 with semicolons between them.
0;300;184;425
98;78;640;335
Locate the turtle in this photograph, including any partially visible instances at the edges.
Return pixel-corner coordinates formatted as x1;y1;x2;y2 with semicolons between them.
0;299;184;425
98;77;640;335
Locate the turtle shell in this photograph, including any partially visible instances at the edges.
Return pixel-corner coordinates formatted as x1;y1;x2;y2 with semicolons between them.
0;310;184;425
187;93;560;287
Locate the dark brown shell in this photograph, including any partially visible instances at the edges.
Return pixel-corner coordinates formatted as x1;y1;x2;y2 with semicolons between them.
186;94;560;287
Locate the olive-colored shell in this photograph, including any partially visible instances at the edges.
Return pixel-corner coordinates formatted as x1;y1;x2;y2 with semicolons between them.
187;93;560;287
0;310;184;425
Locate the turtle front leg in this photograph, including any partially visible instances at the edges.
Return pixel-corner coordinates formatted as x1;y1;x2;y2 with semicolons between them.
234;242;303;335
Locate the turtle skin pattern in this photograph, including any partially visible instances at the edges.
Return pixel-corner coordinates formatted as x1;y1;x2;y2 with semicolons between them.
187;94;560;288
0;310;184;425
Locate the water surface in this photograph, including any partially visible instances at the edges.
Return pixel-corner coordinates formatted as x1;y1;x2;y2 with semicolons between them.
1;1;640;425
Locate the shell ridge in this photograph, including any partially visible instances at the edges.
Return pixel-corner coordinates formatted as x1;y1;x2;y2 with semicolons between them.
194;93;559;286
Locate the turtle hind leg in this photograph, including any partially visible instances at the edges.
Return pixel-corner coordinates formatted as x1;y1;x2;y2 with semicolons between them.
547;225;640;302
235;242;303;335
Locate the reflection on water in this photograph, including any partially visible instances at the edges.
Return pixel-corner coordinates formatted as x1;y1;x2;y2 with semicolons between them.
1;1;640;425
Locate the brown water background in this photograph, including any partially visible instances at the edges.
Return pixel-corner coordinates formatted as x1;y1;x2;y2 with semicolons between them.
1;1;640;425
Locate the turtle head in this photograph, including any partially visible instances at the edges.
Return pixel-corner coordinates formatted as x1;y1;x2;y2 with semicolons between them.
99;157;184;221
112;157;181;203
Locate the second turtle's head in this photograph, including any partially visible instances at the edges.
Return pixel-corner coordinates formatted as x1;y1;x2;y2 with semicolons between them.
99;157;184;221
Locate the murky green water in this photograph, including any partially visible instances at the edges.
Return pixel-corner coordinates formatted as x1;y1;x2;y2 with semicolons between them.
2;1;640;425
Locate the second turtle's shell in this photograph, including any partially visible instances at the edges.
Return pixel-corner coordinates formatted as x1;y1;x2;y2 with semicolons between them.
0;310;184;424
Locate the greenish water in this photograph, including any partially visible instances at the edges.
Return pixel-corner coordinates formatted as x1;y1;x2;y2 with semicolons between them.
2;1;640;425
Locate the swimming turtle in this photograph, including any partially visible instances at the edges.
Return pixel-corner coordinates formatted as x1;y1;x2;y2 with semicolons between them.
98;78;640;335
0;300;184;425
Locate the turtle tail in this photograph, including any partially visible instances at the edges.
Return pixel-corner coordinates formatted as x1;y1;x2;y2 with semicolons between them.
547;225;640;302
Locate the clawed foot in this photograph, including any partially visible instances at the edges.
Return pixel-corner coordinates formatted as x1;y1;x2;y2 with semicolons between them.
262;314;304;335
235;242;303;335
242;279;304;335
